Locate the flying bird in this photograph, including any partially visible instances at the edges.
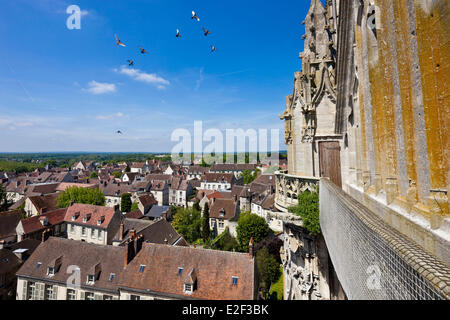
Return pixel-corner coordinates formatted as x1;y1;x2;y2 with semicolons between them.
115;34;126;47
116;130;123;135
202;28;211;36
176;29;182;38
191;11;200;21
139;46;149;54
127;60;134;67
210;45;217;53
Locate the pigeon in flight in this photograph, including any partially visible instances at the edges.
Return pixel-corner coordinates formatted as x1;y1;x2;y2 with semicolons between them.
115;34;126;47
139;46;149;54
116;130;123;135
127;60;134;67
191;11;200;21
202;28;211;36
210;45;217;53
176;29;182;38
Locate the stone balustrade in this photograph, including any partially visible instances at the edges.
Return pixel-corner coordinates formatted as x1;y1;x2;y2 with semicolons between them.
275;170;319;213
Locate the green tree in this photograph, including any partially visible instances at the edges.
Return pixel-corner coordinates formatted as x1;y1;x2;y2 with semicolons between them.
236;212;270;252
241;169;261;185
256;247;281;299
57;187;105;208
289;190;320;235
112;171;122;179
125;165;131;173
211;227;239;252
172;207;202;244
201;203;211;241
0;184;11;212
130;202;139;212
121;193;132;213
89;171;99;179
193;201;201;212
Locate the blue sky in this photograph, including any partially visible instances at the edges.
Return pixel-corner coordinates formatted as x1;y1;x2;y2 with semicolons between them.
0;0;309;153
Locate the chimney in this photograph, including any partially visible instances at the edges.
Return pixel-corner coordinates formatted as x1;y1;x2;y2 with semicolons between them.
42;230;49;243
119;220;124;241
124;239;134;267
69;201;75;207
129;229;136;239
249;237;254;257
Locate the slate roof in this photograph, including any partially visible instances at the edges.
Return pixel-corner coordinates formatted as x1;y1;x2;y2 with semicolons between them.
146;206;170;219
117;243;255;300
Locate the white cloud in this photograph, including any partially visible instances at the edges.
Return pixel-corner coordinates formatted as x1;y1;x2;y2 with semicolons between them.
85;81;116;95
115;66;170;89
96;112;125;120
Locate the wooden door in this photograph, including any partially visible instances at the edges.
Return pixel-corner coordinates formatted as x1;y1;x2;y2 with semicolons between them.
319;141;342;188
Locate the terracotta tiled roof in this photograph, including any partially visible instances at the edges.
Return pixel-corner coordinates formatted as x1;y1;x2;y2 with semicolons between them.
195;189;216;201
131;162;146;169
261;194;276;210
138;194;158;212
117;243;256;300
150;180;167;191
16;237;125;293
64;203;118;229
210;164;257;172
253;174;275;186
101;182;132;197
145;174;172;183
201;173;234;183
188;166;208;175
56;182;98;192
30;183;60;195
0;210;20;240
124;210;144;219
19;208;67;234
189;179;201;189
209;199;238;221
0;239;41;274
28;193;60;213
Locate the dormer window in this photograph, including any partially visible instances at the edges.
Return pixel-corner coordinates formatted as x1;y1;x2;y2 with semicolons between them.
139;265;146;273
47;267;55;276
97;216;105;226
232;276;239;286
36;262;42;269
178;268;183;276
184;284;193;294
109;273;115;281
87;274;95;285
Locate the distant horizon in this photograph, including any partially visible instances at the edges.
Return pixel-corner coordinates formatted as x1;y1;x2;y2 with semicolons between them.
0;151;287;155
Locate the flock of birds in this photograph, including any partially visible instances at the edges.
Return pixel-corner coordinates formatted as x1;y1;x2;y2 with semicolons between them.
114;11;216;136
